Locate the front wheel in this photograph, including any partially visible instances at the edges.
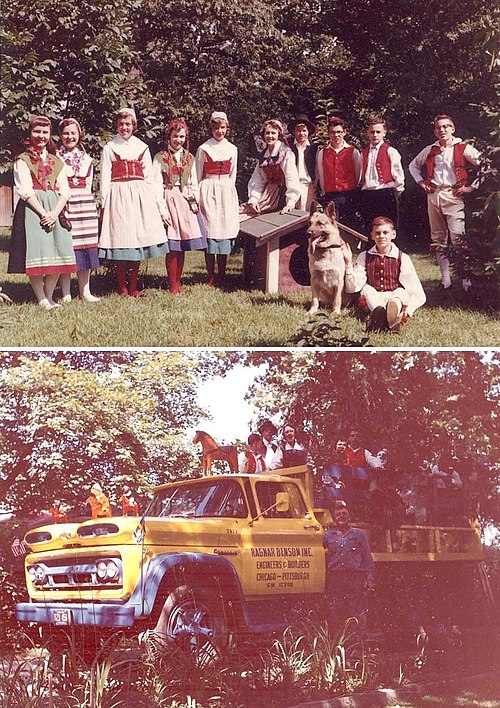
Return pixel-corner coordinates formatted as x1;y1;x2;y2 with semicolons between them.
152;585;230;666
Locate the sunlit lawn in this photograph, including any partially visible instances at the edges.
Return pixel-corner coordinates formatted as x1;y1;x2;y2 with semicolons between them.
1;232;498;348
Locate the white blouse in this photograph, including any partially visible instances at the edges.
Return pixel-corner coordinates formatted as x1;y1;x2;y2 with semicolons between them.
247;140;301;209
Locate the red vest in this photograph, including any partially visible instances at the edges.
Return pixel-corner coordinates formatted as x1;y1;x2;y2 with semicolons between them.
425;142;470;186
361;142;393;184
111;149;146;182
322;145;358;192
203;153;232;176
366;250;402;292
345;447;367;467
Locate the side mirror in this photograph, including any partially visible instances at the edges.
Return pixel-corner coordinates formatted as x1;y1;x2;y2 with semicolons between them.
275;492;289;513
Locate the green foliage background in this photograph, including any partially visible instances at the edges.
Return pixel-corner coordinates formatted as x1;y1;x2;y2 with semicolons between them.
1;0;498;297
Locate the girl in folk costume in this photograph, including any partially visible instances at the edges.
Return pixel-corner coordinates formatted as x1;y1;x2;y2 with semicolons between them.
99;108;168;297
7;115;76;309
57;118;100;302
195;112;240;287
245;119;300;216
152;118;206;294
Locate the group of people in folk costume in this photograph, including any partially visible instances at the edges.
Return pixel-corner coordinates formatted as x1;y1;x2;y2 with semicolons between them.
8;109;480;313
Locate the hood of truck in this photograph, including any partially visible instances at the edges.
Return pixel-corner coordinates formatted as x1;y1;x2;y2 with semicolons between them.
23;515;226;554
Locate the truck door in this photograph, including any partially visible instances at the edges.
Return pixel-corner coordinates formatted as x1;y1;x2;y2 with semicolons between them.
239;479;325;597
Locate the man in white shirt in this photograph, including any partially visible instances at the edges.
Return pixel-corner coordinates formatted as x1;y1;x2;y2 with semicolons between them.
360;117;404;232
409;114;481;290
257;419;278;470
288;113;318;211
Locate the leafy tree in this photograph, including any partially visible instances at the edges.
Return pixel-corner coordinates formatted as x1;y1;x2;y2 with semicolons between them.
1;0;143;167
0;351;232;515
245;350;500;523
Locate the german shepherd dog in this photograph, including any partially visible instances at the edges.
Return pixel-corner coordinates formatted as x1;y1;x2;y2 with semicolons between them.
307;201;346;314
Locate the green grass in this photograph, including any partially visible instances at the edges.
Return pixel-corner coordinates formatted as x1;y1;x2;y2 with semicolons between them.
1;234;499;347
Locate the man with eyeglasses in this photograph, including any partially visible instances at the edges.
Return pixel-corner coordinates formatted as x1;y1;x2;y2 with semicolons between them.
316;116;362;230
409;115;481;291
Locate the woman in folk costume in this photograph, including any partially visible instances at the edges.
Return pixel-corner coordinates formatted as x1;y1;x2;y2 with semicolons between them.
99;108;168;297
246;118;300;215
7;115;76;309
57;118;100;302
152;118;206;294
195;111;240;287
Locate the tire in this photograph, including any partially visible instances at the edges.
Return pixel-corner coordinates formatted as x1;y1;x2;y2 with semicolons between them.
153;585;230;666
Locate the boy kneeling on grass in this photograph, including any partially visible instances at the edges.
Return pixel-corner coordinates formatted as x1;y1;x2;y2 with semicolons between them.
343;216;426;332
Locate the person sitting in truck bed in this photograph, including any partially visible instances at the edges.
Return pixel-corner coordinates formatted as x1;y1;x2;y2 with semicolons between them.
238;433;267;473
269;422;313;470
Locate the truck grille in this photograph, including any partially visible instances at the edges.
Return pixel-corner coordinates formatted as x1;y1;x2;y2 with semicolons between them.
28;555;123;591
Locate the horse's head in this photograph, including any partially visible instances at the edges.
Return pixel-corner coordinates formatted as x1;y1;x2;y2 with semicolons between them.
192;430;203;444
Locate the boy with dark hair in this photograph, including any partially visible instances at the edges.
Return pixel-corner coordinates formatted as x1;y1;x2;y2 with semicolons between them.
344;216;426;332
316;117;361;229
409;114;481;290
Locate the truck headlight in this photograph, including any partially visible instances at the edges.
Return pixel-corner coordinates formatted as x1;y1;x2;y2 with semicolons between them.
96;560;119;580
28;565;46;585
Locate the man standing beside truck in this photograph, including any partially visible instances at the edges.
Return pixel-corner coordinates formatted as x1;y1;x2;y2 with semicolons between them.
323;504;374;634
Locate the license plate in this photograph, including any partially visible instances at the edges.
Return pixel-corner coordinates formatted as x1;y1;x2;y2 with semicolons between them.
52;609;71;625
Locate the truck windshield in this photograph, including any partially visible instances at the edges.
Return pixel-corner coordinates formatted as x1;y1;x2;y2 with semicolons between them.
148;479;248;519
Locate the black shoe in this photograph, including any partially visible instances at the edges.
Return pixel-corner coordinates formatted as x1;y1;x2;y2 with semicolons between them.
367;306;387;332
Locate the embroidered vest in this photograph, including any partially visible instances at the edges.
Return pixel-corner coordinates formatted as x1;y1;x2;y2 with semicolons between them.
424;142;470;186
361;142;393;184
322;146;357;192
67;161;92;189
155;149;194;191
203;153;232;177
258;144;289;185
111;148;146;182
19;152;64;192
366;250;402;292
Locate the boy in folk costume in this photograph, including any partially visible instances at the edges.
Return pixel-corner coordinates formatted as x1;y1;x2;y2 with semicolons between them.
85;482;112;519
344;216;426;332
409;114;481;290
288;113;318;211
316;117;362;230
360;117;404;231
238;434;267;473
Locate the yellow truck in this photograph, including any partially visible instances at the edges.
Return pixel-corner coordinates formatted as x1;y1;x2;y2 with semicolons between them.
15;466;484;660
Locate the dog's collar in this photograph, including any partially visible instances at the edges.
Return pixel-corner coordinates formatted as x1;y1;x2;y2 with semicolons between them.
322;244;343;249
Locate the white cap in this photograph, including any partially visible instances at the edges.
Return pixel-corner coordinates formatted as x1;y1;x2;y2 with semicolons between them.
210;111;228;123
116;107;137;120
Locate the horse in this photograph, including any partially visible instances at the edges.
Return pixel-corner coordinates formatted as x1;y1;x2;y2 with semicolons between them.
192;431;238;476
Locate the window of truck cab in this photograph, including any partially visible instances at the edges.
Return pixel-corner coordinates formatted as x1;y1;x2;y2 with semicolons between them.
254;481;307;519
148;479;248;519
